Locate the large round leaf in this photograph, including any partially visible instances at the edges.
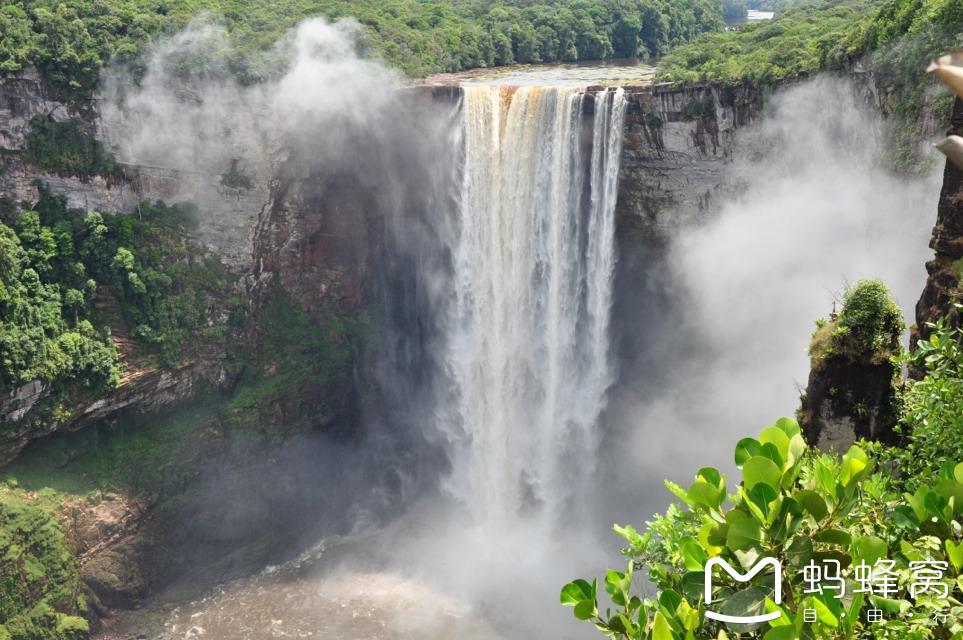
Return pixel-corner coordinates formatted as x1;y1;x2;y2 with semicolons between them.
764;626;798;640
852;535;887;565
735;438;763;467
726;510;764;550
759;427;790;465
773;417;802;437
560;579;594;606
717;586;771;634
795;489;828;521
743;456;782;491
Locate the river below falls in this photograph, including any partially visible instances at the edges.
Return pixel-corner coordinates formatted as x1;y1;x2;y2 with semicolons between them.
98;572;503;640
93;536;509;640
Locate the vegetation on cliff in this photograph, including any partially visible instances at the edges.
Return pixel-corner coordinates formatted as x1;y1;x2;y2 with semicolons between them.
657;0;875;85
657;0;963;170
0;490;87;640
22;116;123;179
658;0;962;85
0;0;725;98
0;183;234;400
808;279;904;368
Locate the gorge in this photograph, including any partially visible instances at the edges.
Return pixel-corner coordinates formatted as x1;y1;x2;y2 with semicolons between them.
0;14;960;640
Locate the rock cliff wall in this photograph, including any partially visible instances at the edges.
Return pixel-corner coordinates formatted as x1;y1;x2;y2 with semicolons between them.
916;97;963;338
616;82;762;238
0;68;268;272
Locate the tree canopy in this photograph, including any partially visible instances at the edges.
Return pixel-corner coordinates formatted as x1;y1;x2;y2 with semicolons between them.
0;0;725;98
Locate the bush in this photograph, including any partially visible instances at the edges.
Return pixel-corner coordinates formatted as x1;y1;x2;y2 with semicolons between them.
885;310;963;486
809;279;903;367
561;418;963;639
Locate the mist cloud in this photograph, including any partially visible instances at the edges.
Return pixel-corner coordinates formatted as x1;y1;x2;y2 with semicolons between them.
602;76;941;526
99;17;400;178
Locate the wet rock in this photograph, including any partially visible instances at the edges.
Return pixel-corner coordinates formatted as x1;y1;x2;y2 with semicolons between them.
915;97;963;346
800;357;900;452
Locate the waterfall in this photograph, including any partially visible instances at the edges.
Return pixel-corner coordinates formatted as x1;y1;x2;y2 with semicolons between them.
442;85;627;526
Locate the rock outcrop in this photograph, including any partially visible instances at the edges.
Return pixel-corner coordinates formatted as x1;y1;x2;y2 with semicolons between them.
916;97;963;338
0;361;224;464
800;357;900;452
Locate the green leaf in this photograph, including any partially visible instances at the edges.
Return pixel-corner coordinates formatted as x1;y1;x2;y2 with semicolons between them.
735;438;763;467
890;505;919;529
659;590;682;615
681;571;706;602
839;445;872;487
851;535;887;565
561;579;594;606
795;490;828;521
666;479;693;507
773;417;802;438
726;509;764;550
652;611;673;640
605;569;631;606
743;456;782;491
680;536;708;571
573;599;597;620
697;467;724;489
955;462;963;484
718;586;771;634
785;536;813;568
764;626;798;640
786;434;806;467
759;426;791;465
688;480;724;511
814;529;851;547
810;597;839;627
677;597;700;632
868;595;908;615
759;442;785;468
614;523;647;549
934;479;963;515
946;539;963;570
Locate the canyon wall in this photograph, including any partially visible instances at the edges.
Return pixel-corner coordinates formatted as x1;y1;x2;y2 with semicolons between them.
2;68;761;448
916;97;963;338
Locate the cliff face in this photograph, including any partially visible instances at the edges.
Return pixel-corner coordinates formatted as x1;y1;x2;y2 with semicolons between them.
617;83;762;238
916;97;963;338
0;362;221;464
2;71;760;452
800;357;900;452
0;68;268;272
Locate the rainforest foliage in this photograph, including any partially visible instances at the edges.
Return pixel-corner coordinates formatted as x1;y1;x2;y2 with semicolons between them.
0;183;232;396
22;116;123;178
562;286;963;639
656;0;875;85
657;0;963;85
0;491;87;640
0;0;724;97
656;0;963;170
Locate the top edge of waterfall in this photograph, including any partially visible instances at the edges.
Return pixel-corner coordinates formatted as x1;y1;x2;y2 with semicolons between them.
414;60;656;89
